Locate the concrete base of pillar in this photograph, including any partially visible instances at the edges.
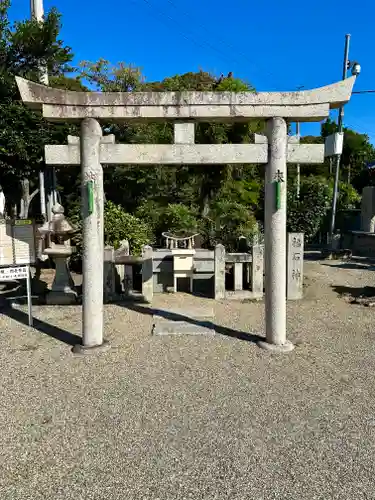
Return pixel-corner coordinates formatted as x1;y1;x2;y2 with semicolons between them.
72;340;110;355
257;339;295;353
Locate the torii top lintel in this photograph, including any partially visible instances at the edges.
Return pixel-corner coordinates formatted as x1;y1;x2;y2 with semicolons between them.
15;76;356;123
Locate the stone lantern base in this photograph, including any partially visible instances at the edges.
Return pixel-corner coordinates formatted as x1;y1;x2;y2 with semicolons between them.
46;255;78;305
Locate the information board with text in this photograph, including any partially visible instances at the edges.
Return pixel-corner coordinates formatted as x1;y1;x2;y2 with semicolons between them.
0;219;36;266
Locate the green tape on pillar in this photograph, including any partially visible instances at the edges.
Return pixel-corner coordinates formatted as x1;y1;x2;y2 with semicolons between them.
275;181;281;210
87;181;94;215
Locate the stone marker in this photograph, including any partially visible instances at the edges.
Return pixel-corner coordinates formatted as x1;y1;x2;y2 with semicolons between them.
141;245;153;303
251;244;264;297
103;246;115;303
214;244;225;300
287;233;304;300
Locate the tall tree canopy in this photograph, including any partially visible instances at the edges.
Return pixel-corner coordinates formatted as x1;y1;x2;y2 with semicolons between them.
0;0;79;216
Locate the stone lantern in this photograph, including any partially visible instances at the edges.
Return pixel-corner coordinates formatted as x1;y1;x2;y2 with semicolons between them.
38;203;78;304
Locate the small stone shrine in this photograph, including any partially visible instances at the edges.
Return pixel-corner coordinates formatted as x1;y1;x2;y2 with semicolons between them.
162;231;199;292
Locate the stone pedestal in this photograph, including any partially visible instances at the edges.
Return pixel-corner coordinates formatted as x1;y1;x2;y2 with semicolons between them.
46;255;77;305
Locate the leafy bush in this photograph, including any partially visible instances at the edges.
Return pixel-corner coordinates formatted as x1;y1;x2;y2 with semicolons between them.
161;204;198;233
135;200;163;234
202;200;258;251
136;201;198;241
329;180;361;209
68;200;152;265
104;201;152;254
287;177;330;241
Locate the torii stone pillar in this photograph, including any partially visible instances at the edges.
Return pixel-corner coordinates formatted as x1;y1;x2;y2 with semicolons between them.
15;75;355;354
72;118;108;353
259;118;291;351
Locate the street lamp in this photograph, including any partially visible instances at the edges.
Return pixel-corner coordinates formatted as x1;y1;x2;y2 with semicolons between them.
350;61;361;76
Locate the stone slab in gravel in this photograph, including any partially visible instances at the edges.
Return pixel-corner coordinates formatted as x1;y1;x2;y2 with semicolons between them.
152;306;215;335
153;319;215;335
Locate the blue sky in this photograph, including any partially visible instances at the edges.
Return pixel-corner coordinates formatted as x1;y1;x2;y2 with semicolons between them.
9;0;375;142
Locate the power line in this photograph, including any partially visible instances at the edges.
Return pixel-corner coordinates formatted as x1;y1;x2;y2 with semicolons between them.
131;0;262;74
163;0;276;81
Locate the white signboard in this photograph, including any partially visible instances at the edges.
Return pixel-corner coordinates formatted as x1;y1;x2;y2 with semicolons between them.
0;264;33;326
0;219;36;266
0;265;28;281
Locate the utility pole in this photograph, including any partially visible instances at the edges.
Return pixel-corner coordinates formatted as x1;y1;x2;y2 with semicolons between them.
329;34;351;241
295;86;304;199
296;122;300;198
30;0;56;220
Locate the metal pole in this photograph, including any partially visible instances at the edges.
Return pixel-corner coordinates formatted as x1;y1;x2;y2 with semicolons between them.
31;0;57;221
38;170;46;219
296;121;300;198
329;34;351;241
30;0;48;85
26;264;33;327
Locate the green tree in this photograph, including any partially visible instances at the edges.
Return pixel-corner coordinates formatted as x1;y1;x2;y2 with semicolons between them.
0;1;79;217
287;177;330;241
77;64;264;216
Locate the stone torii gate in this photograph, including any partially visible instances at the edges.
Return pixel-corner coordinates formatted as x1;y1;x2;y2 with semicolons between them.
16;76;355;354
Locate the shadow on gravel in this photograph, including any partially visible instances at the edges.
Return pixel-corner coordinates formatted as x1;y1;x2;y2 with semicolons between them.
2;306;81;346
304;251;323;261
323;262;375;271
119;302;264;344
331;285;375;298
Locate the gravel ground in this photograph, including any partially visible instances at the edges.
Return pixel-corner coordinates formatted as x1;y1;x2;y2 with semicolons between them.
1;258;375;499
